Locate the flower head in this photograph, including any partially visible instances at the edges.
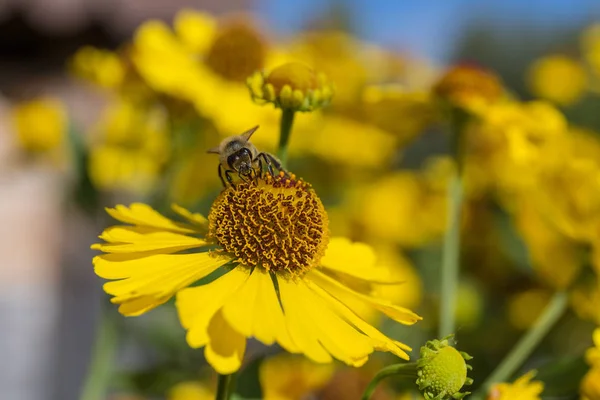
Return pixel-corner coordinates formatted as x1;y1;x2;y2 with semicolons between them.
487;371;544;400
433;64;503;113
527;54;587;106
70;46;126;89
12;97;67;154
248;62;334;111
416;335;473;400
92;173;421;374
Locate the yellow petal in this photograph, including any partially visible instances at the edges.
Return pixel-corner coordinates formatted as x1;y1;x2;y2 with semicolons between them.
205;310;247;374
306;279;411;359
309;270;422;325
291;279;375;366
95;252;230;316
278;278;332;364
221;269;298;353
106;203;198;234
171;203;208;228
177;267;250;348
594;328;600;348
320;237;402;284
93;226;207;253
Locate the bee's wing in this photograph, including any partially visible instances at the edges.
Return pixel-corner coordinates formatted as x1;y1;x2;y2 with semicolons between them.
240;125;259;141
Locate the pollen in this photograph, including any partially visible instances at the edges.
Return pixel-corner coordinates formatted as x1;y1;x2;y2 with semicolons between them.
207;172;329;278
205;20;266;82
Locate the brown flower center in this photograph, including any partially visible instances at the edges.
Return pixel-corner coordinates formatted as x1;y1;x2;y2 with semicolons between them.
208;173;329;278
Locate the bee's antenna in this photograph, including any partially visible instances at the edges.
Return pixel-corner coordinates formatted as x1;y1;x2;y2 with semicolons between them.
207;146;220;154
241;125;259;141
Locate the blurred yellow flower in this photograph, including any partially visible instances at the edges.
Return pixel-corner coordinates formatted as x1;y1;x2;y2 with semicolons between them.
88;100;169;193
487;371;543;400
582;24;600;84
527;54;587;106
351;161;449;247
12;97;67;155
433;64;504;114
70;46;126;89
92;174;421;374
507;289;551;330
260;354;334;400
581;366;600;400
513;201;582;289
173;9;217;55
586;328;600;367
168;381;212;400
455;281;484;329
571;281;600;325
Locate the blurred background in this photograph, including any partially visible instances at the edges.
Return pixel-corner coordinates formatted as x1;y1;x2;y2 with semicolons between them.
2;1;600;399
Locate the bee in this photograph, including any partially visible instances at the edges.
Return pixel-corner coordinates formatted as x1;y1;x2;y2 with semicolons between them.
207;126;286;187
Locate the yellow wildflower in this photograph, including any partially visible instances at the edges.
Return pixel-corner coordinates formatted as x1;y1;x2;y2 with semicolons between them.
92;173;422;374
432;64;504;114
581;366;600;400
507;289;551;330
12;97;66;155
248;62;334;111
260;354;334;399
87;100;169;194
173;9;217;55
70;46;125;89
527;54;587;106
586;328;600;367
487;371;543;400
168;381;213;400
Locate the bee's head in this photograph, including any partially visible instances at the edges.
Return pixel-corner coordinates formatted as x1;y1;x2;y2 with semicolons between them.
227;147;254;175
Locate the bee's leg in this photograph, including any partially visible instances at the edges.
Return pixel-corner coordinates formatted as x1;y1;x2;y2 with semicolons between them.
218;164;227;187
225;170;236;186
257;153;276;176
262;152;288;176
256;158;264;179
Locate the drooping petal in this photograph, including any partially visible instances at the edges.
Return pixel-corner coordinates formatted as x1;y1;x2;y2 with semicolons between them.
308;269;422;325
176;267;249;348
92;226;207;254
282;278;375;366
278;278;333;364
305;279;411;359
221;269;298;353
205;310;246;374
94;252;231;316
106;203;199;234
171;203;209;228
320;237;402;284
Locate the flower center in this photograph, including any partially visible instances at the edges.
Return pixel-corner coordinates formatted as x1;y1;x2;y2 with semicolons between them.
205;21;266;82
266;62;319;93
208;173;329;278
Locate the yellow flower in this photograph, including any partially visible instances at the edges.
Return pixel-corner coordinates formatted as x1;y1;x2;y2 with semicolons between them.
92;173;422;374
248;62;334;111
581;366;600;400
513;201;582;289
87;100;169;193
70;46;125;89
432;64;503;114
173;10;217;55
571;281;600;325
12;97;66;154
586;328;600;367
527;55;587;106
487;371;544;400
507;289;552;330
168;381;213;400
260;354;334;400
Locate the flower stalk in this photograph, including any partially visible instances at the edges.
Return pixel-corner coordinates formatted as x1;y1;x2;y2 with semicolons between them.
471;291;568;399
80;309;118;400
215;373;236;400
361;363;418;400
439;109;468;338
277;108;295;167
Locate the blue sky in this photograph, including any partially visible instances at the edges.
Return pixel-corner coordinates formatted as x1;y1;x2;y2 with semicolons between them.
256;0;600;61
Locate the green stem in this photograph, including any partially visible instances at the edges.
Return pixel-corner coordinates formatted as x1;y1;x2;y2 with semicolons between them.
277;109;296;167
215;373;236;400
439;173;463;338
361;363;418;400
80;309;118;400
472;291;568;399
